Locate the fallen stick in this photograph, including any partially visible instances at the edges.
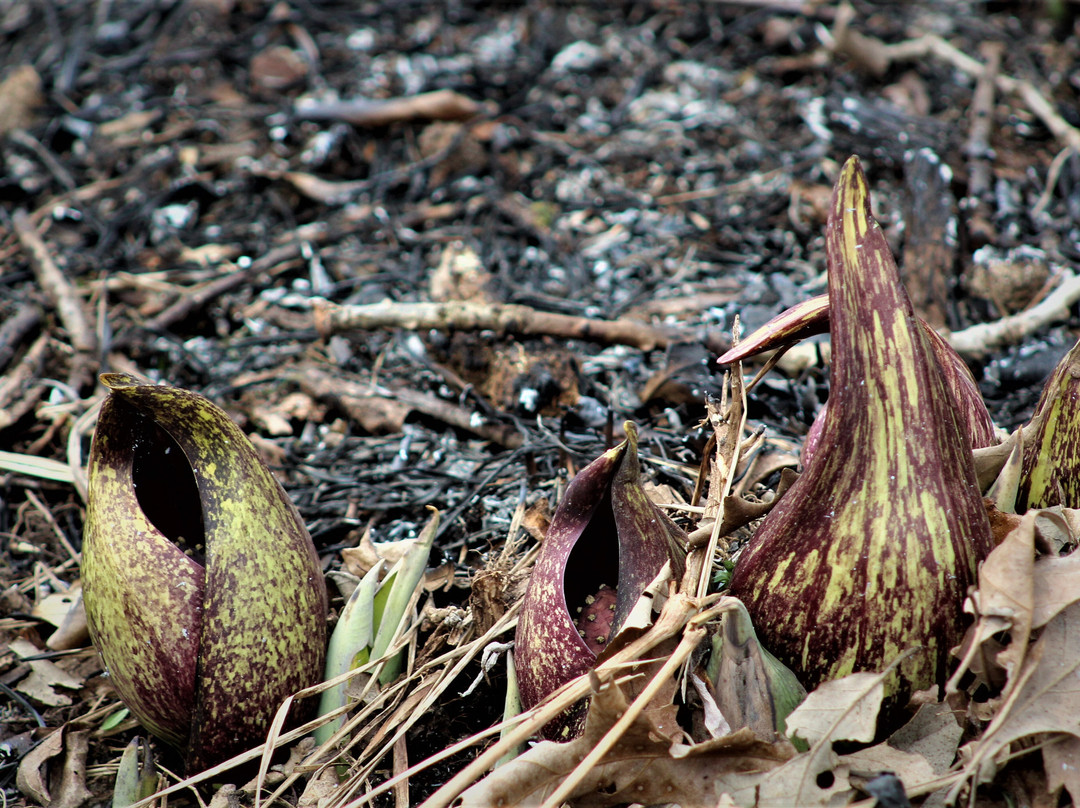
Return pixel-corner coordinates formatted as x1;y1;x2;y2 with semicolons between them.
12;209;97;354
0;334;49;430
134;242;303;340
313;299;710;353
12;209;98;391
964;41;1004;245
965;41;1003;200
294;89;486;128
0;303;41;373
949;270;1080;360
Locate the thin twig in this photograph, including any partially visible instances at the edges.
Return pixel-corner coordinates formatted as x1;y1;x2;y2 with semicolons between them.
828;8;1080;153
341;604;522;805
965;41;1003;200
24;489;80;563
128;242;304;342
392;735;410;808
414;593;711;808
12;209;97;354
0;334;49;430
292;365;526;448
1032;146;1078;221
539;620;710;808
0;303;41;373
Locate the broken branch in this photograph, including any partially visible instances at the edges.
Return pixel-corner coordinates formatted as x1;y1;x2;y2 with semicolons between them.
12;210;96;355
949;271;1080;360
314;299;706;353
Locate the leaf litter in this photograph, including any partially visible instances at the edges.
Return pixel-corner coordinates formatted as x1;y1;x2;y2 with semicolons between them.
4;1;1080;807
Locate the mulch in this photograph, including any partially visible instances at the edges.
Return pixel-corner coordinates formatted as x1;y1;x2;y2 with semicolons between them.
2;0;1080;805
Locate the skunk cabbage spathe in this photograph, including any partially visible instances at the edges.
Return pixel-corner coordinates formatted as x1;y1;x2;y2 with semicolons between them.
82;374;328;771
515;422;686;739
726;157;994;701
1017;338;1080;510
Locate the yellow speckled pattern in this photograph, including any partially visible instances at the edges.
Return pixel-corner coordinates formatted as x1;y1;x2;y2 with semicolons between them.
728;157;993;701
82;396;204;747
82;374;328;771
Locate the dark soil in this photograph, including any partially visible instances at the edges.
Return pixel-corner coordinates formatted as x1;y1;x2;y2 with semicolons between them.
2;0;1079;805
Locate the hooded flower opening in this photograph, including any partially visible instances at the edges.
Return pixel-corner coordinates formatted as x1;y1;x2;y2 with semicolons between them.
562;487;619;649
129;407;207;567
515;423;687;739
83;374;327;772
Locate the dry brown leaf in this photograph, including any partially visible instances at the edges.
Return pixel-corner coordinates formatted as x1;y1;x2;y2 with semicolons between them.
732;449;800;498
691;673;732;739
342;537;418;579
340;394;412;434
784;672;886;747
887;701;963;776
50;729;93;808
1028;512;1080;626
521;498;551;542
717;472;797;536
954;598;1080;802
10;638;84;707
0;64;42;135
698;383;744;525
33;585;89;651
249;45;308;92
953;508;1080;705
840;742;936;787
456;679;791;807
248;404;294;436
1032;506;1080;553
16;726;93;808
714;669;899;808
16;729;63;805
419;121;489;188
1042;733;1080;804
429;242;493;303
722;740;854;807
297;765;340;806
963;510;1036;693
975;416;1042;492
1031;544;1080;629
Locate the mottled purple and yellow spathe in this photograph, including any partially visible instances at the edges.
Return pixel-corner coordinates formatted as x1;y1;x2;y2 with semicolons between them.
515;423;685;739
727;157;994;700
1018;339;1080;510
83;374;327;772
